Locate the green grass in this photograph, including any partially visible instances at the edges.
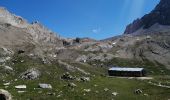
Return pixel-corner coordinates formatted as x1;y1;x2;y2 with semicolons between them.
1;76;170;100
0;54;170;100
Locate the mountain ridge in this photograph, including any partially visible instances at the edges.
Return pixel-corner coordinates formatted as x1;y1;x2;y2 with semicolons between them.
124;0;170;35
0;7;63;48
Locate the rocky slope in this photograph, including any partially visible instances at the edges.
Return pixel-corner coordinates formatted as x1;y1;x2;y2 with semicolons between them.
0;7;66;61
99;0;170;69
122;0;170;69
124;0;170;35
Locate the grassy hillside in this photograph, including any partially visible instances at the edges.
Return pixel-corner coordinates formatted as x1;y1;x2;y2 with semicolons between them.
0;54;170;100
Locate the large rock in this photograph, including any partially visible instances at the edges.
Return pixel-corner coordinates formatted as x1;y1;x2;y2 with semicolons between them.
134;89;143;94
15;85;27;89
19;68;40;80
80;77;90;82
0;89;12;100
67;83;77;88
3;66;13;71
38;83;52;89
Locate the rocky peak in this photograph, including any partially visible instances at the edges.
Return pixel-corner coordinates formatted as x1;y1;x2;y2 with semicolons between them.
124;0;170;34
0;7;63;47
0;7;28;28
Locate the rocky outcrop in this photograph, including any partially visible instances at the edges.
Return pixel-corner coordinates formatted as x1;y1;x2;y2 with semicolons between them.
76;53;114;62
0;89;12;100
0;7;63;48
19;68;41;80
0;6;65;62
124;0;170;34
25;21;63;46
0;7;28;28
124;19;143;35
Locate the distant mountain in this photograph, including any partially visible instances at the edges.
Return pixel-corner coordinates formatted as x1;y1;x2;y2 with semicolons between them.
124;0;170;35
0;3;170;70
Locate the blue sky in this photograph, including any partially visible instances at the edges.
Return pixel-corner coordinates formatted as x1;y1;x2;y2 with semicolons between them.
0;0;160;40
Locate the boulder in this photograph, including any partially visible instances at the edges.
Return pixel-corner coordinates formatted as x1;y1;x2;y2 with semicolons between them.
38;83;52;89
47;92;55;96
112;92;118;96
61;72;75;80
134;89;143;94
67;83;77;88
80;77;90;82
104;88;109;92
3;82;10;86
15;85;27;89
0;58;6;63
20;68;40;80
83;89;91;93
42;57;51;64
4;66;13;71
95;91;99;93
0;89;12;100
0;57;11;64
17;91;26;93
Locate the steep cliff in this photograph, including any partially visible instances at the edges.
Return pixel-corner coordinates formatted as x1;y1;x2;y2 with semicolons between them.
124;0;170;34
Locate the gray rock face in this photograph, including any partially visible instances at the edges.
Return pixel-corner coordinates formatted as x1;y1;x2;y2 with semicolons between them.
0;7;28;28
76;53;114;62
124;18;143;34
20;68;40;80
124;0;170;34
